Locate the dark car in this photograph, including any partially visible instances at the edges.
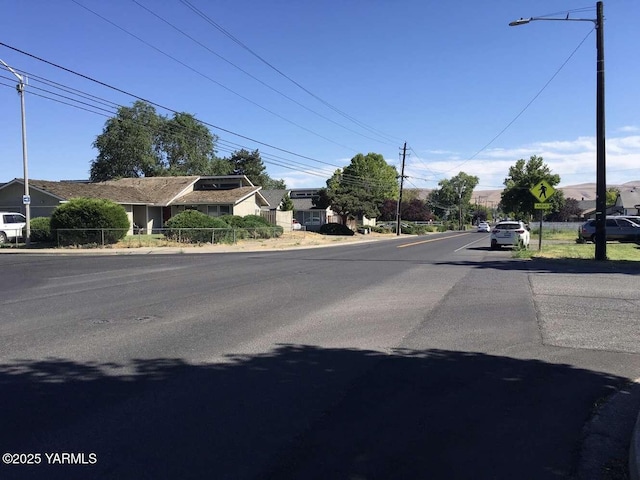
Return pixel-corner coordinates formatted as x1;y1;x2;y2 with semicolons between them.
579;217;640;243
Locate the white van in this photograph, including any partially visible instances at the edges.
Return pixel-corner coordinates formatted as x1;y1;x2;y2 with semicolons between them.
0;212;26;244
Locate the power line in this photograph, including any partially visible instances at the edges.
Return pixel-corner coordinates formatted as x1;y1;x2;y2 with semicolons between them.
131;0;394;148
70;0;358;152
0;41;347;169
417;26;595;181
2;51;403;189
179;0;402;144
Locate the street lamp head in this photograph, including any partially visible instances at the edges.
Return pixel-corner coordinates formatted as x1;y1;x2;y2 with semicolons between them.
509;17;532;26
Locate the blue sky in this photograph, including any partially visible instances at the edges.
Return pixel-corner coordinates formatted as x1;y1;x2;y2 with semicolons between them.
1;0;639;192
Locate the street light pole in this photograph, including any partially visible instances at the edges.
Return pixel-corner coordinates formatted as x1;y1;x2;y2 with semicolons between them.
510;2;606;260
0;58;30;246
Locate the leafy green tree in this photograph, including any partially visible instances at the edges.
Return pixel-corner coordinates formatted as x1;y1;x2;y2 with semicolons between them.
428;172;479;226
316;153;398;223
606;187;620;206
500;155;561;221
90;101;163;181
90;101;223;181
280;193;294;211
158;112;220;175
228;149;285;188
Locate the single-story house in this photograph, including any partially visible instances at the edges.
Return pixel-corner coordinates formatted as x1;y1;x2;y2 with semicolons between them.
259;189;296;231
0;175;269;234
288;188;376;231
613;188;640;216
289;188;337;231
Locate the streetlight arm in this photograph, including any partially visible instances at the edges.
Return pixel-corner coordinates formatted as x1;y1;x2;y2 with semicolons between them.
0;58;24;83
509;16;596;27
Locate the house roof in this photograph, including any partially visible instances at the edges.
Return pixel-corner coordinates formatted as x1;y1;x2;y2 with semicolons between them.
102;176;199;205
260;189;289;209
291;197;329;211
619;189;640;209
28;179;154;204
6;176;268;208
173;186;268;206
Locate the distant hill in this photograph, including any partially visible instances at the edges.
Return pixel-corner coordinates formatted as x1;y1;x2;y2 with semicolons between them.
407;181;640;207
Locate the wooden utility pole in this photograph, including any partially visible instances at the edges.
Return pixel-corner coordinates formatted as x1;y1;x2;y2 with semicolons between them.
395;142;407;236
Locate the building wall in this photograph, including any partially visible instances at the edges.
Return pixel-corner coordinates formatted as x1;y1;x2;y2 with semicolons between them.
233;197;260;217
261;209;293;230
0;182;60;218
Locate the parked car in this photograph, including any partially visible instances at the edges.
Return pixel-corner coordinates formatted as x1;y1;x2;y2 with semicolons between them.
490;220;530;249
477;222;490;233
0;211;26;244
578;217;640;243
292;219;302;231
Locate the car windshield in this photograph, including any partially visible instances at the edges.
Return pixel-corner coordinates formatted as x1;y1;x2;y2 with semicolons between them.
496;224;520;230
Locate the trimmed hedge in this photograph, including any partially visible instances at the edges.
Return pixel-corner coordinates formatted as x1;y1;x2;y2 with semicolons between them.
164;210;231;244
164;211;283;244
50;198;129;246
319;223;355;236
30;217;53;243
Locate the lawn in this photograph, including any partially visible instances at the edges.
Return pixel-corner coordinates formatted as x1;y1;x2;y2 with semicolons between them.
515;235;640;262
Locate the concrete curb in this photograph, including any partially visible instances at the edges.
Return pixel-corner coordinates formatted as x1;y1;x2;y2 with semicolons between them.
0;234;404;256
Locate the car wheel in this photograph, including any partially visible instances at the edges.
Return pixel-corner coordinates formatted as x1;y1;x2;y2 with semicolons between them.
490;239;499;250
590;234;597;243
0;232;7;244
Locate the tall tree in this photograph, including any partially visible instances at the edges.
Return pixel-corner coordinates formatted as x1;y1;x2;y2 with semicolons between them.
316;153;398;223
90;101;222;181
428;172;479;224
548;196;581;221
158;112;219;175
500;155;561;221
90;101;163;181
228;149;285;188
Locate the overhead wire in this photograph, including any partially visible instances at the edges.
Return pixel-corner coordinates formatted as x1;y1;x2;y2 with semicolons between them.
179;0;402;144
0;41;354;170
419;25;596;181
3;67;392;189
69;0;358;153
130;0;394;148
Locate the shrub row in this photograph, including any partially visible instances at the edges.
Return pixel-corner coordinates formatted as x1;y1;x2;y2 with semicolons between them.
164;211;283;244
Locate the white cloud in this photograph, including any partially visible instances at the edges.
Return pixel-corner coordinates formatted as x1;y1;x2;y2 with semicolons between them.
404;133;640;190
274;134;640;191
618;125;640;133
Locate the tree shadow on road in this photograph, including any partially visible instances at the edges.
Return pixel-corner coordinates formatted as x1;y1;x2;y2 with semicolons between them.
435;257;640;275
0;346;635;480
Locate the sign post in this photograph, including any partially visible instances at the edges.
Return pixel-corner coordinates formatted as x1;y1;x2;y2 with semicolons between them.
529;181;556;250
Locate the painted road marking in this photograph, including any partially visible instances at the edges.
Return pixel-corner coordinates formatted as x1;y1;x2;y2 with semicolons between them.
397;232;474;249
454;235;490;252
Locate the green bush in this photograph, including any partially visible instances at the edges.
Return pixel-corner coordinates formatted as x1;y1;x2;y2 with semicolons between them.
164;210;231;244
30;217;53;243
220;214;282;239
218;215;244;228
51;198;129;246
240;215;282;239
319;223;354;236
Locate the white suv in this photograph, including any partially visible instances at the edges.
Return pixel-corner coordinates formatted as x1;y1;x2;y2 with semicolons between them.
490;220;530;249
0;212;26;244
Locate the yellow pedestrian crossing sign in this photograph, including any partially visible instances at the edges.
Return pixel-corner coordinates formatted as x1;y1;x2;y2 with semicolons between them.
530;180;555;202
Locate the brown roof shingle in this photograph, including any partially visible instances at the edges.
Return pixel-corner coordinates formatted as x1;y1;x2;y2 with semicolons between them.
173;187;261;205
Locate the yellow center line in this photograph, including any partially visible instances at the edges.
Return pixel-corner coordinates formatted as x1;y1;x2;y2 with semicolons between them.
397;232;475;249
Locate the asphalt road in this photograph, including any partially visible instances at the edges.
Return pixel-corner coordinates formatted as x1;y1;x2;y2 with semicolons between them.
1;232;640;479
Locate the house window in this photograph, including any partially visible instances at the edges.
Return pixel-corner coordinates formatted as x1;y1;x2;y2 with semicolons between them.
208;205;231;217
302;211;322;225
